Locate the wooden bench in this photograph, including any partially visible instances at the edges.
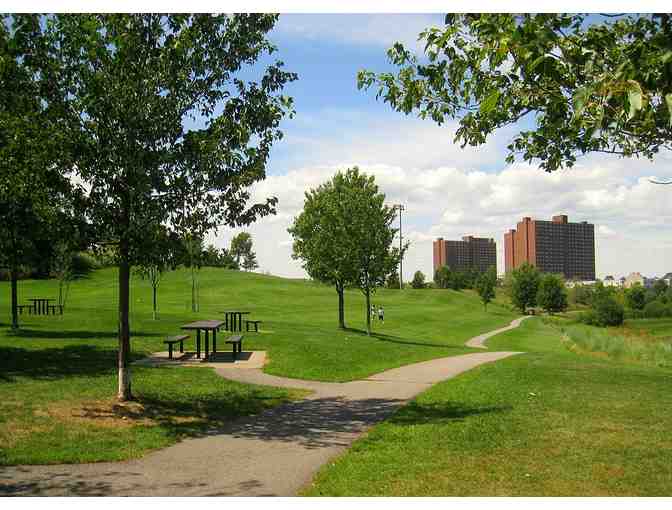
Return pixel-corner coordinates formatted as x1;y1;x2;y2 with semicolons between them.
164;334;189;360
47;304;64;315
245;320;262;333
225;335;244;360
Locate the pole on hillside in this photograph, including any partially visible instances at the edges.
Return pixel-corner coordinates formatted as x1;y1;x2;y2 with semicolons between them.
394;204;405;289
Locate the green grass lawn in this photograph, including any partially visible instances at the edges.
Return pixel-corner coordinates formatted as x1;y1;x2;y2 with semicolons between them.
304;318;672;496
0;267;517;465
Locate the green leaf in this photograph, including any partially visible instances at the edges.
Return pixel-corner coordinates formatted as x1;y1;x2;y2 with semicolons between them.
626;81;642;120
666;93;672;127
572;86;590;117
480;89;500;114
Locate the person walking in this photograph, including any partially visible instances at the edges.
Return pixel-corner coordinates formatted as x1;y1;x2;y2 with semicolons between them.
377;305;384;323
370;303;376;321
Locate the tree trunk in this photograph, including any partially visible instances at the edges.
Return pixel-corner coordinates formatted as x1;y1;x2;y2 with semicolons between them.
117;236;132;401
10;268;19;330
336;282;346;329
365;286;371;336
152;284;157;320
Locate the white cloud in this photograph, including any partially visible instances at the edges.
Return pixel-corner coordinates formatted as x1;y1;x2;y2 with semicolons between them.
274;14;440;52
207;153;672;282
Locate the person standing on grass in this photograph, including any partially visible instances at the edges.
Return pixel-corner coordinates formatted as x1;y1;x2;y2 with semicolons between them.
377;305;384;323
371;303;376;321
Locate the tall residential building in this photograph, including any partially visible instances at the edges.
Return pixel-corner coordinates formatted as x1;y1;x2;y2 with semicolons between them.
504;214;595;280
433;236;497;274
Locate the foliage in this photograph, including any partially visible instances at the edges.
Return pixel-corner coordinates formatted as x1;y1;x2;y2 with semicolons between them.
509;263;541;313
201;244;238;269
411;270;426;289
359;14;672;171
0;15;86;329
579;294;625;327
386;270;400;289
476;266;497;311
536;273;568;314
230;233;254;266
626;284;647;310
642;300;672;319
47;14;296;400
289;167;404;332
242;250;259;272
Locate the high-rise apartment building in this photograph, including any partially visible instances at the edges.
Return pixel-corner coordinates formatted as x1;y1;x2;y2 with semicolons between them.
433;236;497;274
504;215;595;280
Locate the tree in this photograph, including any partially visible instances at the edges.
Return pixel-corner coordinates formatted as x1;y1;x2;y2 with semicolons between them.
288;167;403;334
476;266;497;311
434;265;451;289
626;284;647;310
137;227;180;320
509;263;541;314
359;14;672;171
0;15;83;329
386;270;400;289
242;251;259;272
536;273;568;314
652;279;669;298
411;271;426;289
50;14;296;401
288;172;360;329
230;232;255;267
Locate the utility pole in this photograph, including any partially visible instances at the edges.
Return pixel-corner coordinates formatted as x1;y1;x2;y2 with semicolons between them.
394;204;405;289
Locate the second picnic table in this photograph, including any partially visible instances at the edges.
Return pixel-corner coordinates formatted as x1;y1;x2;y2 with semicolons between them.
180;320;225;360
221;311;250;332
28;298;54;315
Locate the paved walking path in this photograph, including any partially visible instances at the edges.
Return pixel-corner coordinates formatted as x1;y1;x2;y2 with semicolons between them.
465;316;530;349
1;322;526;497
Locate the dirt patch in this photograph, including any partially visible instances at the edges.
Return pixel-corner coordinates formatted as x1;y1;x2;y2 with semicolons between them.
42;399;158;429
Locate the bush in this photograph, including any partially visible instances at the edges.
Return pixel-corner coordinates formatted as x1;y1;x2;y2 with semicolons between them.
71;252;100;278
643;300;670;318
579;295;624;327
411;270;426;289
536;273;568;314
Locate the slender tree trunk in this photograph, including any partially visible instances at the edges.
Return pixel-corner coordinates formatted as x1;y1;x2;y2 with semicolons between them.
10;268;19;331
336;282;346;329
118;230;132;401
365;286;371;336
152;284;157;320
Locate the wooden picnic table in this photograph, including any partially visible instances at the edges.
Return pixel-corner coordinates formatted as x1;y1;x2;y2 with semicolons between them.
27;298;54;315
221;311;250;332
180;320;225;360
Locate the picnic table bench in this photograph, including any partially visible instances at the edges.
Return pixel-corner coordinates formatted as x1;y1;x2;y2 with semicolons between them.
225;335;244;360
244;320;262;333
164;334;190;360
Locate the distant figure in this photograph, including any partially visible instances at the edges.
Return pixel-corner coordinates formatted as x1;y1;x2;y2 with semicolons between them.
377;306;384;323
371;303;376;320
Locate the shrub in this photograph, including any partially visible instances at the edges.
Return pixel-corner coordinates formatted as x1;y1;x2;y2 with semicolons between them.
71;252;100;278
579;295;624;327
411;270;426;289
537;273;568;314
643;300;670;318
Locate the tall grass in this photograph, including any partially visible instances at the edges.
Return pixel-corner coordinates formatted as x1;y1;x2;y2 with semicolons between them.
559;321;672;367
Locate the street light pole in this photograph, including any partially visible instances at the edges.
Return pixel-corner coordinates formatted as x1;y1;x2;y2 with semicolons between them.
394;204;405;289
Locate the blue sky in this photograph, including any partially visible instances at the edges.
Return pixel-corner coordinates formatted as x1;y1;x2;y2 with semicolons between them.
207;14;672;281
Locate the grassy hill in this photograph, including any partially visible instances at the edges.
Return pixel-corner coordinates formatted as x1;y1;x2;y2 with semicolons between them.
0;267;517;465
1;267;517;381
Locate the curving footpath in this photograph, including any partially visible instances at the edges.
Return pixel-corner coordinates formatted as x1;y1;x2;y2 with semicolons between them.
0;321;527;497
465;316;530;349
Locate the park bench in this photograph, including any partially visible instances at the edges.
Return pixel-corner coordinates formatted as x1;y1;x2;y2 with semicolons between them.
225;334;244;360
47;304;64;315
164;334;189;360
245;319;262;333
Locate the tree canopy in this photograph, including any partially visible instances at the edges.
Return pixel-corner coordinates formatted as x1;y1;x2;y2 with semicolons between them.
42;14;296;400
289;167;403;332
358;14;672;171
